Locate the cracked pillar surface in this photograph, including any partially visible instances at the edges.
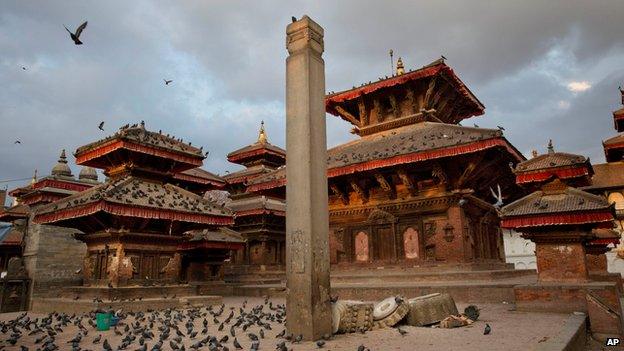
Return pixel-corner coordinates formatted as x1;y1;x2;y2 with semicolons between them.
285;15;332;340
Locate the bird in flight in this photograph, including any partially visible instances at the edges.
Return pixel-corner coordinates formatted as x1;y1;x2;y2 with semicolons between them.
98;121;105;131
64;21;88;45
14;140;21;144
164;79;173;85
21;66;27;71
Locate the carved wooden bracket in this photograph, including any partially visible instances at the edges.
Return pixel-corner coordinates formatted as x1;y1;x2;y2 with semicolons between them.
424;76;438;109
330;183;349;205
349;179;368;203
388;94;400;117
397;169;416;196
374;172;396;199
357;97;368;125
373;98;384;122
431;163;448;185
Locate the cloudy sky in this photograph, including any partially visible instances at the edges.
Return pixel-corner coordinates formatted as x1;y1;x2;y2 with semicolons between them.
1;1;624;204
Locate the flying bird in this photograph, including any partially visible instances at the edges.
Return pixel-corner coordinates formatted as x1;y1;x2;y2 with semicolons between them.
21;66;27;70
98;121;105;131
14;140;21;144
64;21;88;45
490;184;504;209
164;79;173;85
291;16;297;22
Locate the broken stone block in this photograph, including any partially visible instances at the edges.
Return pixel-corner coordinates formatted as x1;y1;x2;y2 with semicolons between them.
331;300;374;334
406;293;459;327
372;296;410;329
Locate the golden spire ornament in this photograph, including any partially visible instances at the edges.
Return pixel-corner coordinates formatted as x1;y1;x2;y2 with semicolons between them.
258;120;268;144
396;57;405;76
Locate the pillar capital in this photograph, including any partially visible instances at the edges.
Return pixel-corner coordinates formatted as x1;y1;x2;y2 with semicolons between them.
286;15;324;55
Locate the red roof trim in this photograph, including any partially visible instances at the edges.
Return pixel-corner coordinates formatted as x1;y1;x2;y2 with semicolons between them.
227;148;285;163
33;179;93;192
501;212;613;229
76;140;203;167
325;64;484;119
235;209;285;217
20;193;66;206
34;201;233;226
248;138;521;192
516;166;590;184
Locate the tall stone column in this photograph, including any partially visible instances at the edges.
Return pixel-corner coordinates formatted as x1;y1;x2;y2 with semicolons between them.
285;15;332;340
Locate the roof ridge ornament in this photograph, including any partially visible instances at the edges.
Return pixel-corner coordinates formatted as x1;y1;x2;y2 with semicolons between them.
396;57;405;76
547;139;554;154
258;120;268;144
59;149;68;164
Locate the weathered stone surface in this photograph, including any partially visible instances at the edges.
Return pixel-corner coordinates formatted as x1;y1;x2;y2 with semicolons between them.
6;257;28;278
331;300;374;334
406;293;458;326
284;15;332;341
535;242;589;282
586;291;624;337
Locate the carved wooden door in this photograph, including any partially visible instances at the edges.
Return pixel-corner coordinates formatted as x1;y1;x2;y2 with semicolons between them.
374;226;395;261
142;255;156;280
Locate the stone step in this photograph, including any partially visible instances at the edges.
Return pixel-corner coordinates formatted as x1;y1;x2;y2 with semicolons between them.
30;295;223;314
330;269;537;283
60;285;198;300
232;275;537;303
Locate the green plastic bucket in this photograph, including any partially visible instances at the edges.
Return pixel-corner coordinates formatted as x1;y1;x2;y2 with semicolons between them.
96;312;111;331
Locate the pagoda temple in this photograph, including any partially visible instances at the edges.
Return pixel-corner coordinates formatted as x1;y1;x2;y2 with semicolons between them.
501;142;623;336
0;150;101;300
248;58;525;267
223;122;286;267
33;123;235;287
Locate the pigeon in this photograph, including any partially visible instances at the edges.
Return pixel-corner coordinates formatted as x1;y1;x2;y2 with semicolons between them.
164;79;173;85
22;66;27;70
14;140;21;144
489;184;504;209
458;198;467;206
316;340;325;348
497;125;505;131
484;323;491;335
233;337;242;349
98;121;105;131
64;21;88;45
291;16;297;22
293;334;303;343
397;327;408;336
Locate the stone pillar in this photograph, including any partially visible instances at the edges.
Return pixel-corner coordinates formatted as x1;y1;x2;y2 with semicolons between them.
285;15;332;340
535;241;589;282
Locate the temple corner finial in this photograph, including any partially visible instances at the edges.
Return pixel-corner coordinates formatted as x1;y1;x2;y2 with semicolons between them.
547;139;554;154
31;169;38;185
258;120;267;144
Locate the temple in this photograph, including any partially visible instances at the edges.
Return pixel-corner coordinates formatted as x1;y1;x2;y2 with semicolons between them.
0;151;101;303
223;122;286;267
249;58;524;268
33;123;238;287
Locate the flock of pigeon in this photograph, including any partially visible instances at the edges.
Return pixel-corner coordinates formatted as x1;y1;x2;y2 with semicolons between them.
0;297;345;351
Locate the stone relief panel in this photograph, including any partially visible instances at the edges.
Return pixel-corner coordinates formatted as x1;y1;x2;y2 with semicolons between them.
355;231;369;262
403;227;420;259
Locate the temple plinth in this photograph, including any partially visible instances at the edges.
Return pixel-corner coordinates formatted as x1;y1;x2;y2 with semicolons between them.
285;15;332;340
34;124;234;287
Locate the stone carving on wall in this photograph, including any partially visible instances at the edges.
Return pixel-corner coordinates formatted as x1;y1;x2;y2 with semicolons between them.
355;231;369;262
403;227;420;259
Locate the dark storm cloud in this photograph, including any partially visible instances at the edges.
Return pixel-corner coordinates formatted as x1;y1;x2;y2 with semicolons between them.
1;0;623;205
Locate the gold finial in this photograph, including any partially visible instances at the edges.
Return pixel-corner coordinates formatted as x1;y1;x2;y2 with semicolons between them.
547;139;554;154
258;120;267;144
396;57;405;76
531;150;538;158
31;169;38;185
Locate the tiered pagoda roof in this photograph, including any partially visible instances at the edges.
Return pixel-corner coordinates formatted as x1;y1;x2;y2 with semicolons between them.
179;227;245;251
501;181;614;229
35;123;234;232
225;121;286;187
513;141;592;187
173;168;226;194
326;58;485;134
248;122;522;192
226;195;285;218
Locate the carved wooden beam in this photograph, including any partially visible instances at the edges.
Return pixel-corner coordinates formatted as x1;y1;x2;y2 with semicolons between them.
397;169;416;196
388;94;400;118
431;163;448;185
429;84;453;111
424;76;438;109
463;157;501;187
405;88;418;114
374;172;396;199
373;98;384;122
334;106;361;127
349;179;369;203
456;153;484;188
330;183;349;205
357;97;368;125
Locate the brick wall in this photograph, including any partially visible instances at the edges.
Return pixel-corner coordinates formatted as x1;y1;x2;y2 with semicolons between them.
22;216;86;299
535;242;588;282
